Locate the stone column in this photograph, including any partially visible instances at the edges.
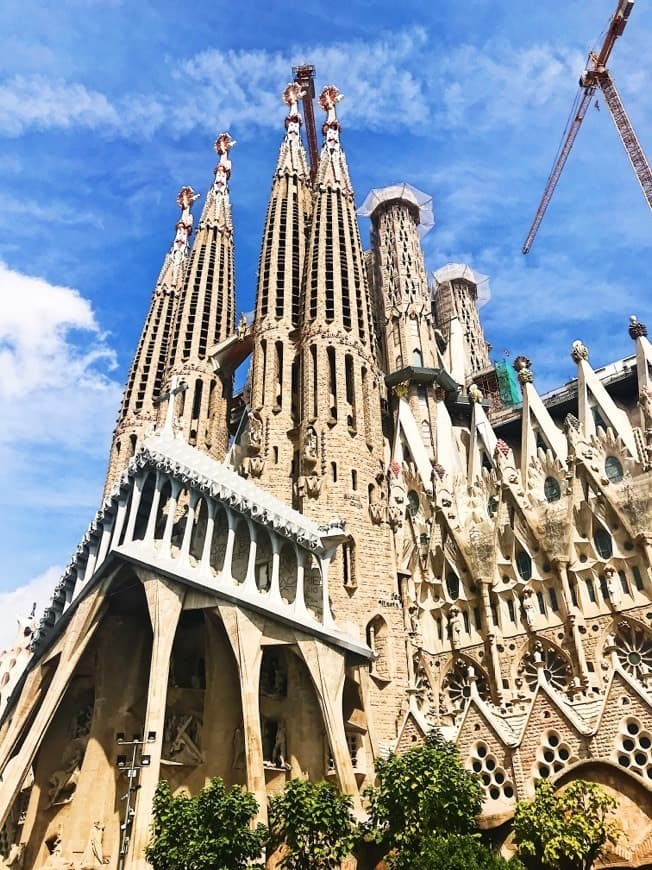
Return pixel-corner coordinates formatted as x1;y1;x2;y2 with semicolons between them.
216;605;267;822
296;638;361;813
129;571;185;870
556;561;589;685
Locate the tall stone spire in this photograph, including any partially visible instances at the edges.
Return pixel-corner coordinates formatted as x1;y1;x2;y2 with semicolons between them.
104;186;199;496
163;133;237;459
361;184;441;462
244;85;313;499
296;87;407;732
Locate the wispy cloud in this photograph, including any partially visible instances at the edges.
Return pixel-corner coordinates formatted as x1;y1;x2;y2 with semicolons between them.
0;75;119;136
0;565;61;652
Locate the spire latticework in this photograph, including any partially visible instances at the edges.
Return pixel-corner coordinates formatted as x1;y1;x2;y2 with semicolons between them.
244;85;313;498
104;187;199;495
163;133;237;459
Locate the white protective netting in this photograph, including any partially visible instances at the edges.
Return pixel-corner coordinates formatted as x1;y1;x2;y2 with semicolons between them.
357;183;435;238
431;263;491;308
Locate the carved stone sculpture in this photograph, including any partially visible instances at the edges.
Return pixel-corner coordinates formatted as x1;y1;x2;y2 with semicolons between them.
48;739;85;807
521;589;537;629
43;836;73;870
79;821;109;869
604;565;623;608
1;843;24;869
231;726;245;770
163;714;202;765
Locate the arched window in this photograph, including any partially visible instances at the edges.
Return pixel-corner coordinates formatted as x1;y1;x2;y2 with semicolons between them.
446;572;460;600
516;550;532;581
406;490;420;518
543;476;561;503
413;348;423;367
594;528;613;559
366;615;390;680
605;456;624;484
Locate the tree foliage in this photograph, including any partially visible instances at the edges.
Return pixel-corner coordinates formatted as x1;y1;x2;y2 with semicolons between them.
393;833;519;870
364;729;484;864
513;778;620;870
268;778;357;869
146;777;267;870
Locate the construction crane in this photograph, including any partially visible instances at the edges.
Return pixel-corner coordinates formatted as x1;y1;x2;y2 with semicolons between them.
522;0;652;254
292;64;319;183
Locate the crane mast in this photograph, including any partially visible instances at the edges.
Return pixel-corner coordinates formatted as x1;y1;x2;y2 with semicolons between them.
292;64;319;184
522;0;649;254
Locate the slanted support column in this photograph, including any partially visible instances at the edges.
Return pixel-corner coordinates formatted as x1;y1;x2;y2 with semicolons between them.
129;571;185;870
243;521;258;593
293;552;308;619
296;639;362;814
96;514;115;565
269;536;282;605
319;552;336;629
83;538;99;583
223;510;237;581
144;471;164;542
124;471;147;544
0;572;112;829
200;499;217;573
110;490;130;550
216;605;267;822
162;479;183;553
179;491;199;562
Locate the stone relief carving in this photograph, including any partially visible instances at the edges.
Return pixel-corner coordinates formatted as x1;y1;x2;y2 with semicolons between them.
303;426;318;464
48;738;86;807
79;821;109;869
43;835;73;870
162;714;203;766
1;843;24;869
247;412;263;454
231;726;245;770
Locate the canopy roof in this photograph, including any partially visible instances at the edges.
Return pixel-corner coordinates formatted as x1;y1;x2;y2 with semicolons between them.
357;183;435;238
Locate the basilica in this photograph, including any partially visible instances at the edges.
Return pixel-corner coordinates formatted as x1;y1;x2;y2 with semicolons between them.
1;77;652;868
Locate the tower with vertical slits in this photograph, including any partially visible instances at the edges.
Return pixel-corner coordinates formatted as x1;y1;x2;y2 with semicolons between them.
104;186;200;496
245;85;313;500
297;86;407;734
163;133;237;460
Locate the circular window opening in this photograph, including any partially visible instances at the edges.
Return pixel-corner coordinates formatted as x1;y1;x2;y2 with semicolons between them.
544;477;561;503
605;456;624;484
628;651;643;667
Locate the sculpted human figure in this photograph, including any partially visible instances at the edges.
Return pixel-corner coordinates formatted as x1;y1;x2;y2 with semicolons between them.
48;740;85;807
79;821;109;869
2;843;24;869
521;589;537;629
604;565;622;607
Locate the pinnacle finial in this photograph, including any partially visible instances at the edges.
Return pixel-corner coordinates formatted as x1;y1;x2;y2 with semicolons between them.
282;83;304;136
513;355;533;385
172;186;199;262
570;339;589;363
319;85;343;148
213;132;236;193
629;314;648;340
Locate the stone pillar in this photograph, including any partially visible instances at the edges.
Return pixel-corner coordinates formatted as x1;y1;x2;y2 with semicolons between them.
296;638;361;813
129;571;185;870
216;605;267;822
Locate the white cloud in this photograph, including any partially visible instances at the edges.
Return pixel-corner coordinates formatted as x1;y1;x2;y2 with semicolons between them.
0;75;119;136
0;566;60;653
0;260;121;452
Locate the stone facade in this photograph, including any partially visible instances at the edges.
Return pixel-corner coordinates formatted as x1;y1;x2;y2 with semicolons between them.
2;78;652;870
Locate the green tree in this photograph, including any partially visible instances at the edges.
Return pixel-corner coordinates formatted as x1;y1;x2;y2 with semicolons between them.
146;777;267;870
364;729;484;865
513;778;620;870
394;833;519;870
268;778;357;869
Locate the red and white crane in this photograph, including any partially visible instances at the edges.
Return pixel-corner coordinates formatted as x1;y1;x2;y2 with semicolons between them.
522;0;651;254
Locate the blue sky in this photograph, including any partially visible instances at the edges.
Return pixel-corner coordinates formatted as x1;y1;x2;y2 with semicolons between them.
0;0;651;647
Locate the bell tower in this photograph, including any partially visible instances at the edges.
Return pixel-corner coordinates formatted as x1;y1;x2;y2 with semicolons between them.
296;87;407;734
104;186;199;496
245;85;313;499
162;133;237;459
